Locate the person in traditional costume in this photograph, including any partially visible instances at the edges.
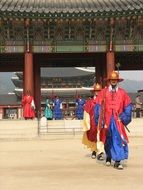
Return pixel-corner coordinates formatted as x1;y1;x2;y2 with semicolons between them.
75;95;85;119
135;95;142;118
44;98;53;120
53;96;63;120
22;90;35;120
94;71;132;170
82;83;105;160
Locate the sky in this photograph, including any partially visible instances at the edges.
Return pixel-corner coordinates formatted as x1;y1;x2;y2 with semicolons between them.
120;71;143;81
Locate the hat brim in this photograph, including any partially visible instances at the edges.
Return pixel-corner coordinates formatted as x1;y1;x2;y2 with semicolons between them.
104;78;124;82
90;88;101;92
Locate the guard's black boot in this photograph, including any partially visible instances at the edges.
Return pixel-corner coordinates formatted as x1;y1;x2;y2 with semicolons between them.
91;151;96;159
114;161;123;170
105;157;111;166
97;152;104;161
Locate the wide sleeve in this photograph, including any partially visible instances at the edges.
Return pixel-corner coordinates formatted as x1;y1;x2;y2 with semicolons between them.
94;104;101;126
94;89;105;126
119;93;133;126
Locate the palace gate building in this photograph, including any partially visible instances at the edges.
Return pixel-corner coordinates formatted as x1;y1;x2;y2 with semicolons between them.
0;0;143;115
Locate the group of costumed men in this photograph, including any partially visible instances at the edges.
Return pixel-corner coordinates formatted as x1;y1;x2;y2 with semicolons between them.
82;70;132;170
21;70;132;170
22;94;63;120
22;92;86;121
42;95;86;120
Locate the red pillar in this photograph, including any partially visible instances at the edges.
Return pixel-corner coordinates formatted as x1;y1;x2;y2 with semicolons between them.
34;63;41;117
24;52;34;96
106;51;115;78
106;18;115;81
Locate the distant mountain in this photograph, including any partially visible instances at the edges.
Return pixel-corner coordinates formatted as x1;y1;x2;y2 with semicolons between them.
0;72;143;94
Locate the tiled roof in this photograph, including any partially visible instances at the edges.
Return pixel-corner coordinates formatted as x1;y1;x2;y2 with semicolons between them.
41;67;94;77
0;0;143;18
15;68;94;78
0;94;20;105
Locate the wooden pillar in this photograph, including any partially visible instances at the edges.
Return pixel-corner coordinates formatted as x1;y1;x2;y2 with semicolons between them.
106;18;115;79
34;63;41;117
102;60;107;87
106;51;115;78
24;52;34;96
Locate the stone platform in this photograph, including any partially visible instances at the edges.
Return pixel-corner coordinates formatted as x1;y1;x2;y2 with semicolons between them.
0;118;142;139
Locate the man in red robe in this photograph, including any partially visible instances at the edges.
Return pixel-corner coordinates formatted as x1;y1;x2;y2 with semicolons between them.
82;83;104;160
94;71;132;170
22;90;35;119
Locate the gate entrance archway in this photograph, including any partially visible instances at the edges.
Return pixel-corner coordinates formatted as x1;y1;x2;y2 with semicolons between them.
0;52;143;114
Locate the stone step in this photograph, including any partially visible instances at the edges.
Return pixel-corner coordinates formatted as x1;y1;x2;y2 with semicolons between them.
39;119;83;135
46;119;83;128
0;118;142;139
46;120;65;127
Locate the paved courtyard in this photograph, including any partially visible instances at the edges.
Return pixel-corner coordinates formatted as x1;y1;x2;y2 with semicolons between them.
0;119;143;190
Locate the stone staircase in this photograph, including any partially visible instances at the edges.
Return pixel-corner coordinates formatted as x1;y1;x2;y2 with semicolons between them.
39;119;83;136
0;118;142;140
0;119;83;139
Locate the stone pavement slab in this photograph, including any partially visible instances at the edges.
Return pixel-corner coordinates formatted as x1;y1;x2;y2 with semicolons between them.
0;135;143;190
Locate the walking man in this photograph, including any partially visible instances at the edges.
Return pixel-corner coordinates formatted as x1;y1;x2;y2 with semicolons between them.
135;95;142;118
94;71;132;170
82;83;104;160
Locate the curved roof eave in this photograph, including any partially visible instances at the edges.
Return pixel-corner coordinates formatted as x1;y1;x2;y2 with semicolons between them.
41;67;95;78
14;67;95;78
0;0;143;19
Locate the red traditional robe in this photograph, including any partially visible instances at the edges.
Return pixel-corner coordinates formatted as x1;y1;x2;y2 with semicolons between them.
82;97;97;151
95;86;132;144
22;95;35;119
95;86;132;161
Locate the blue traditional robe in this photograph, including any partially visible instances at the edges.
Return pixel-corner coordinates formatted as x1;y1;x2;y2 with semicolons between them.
75;98;85;119
53;98;63;120
94;86;132;161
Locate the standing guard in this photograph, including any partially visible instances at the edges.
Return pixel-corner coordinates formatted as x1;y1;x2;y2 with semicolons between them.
44;97;53;120
21;90;35;120
75;95;85;120
53;96;63;120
